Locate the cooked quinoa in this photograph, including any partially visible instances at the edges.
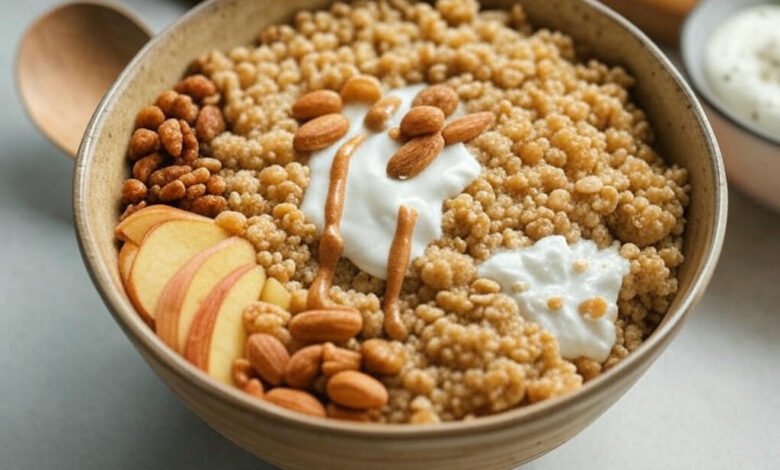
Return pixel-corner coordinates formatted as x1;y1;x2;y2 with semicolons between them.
193;0;689;423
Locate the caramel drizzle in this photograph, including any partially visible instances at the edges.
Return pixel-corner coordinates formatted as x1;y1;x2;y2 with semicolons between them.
307;134;366;310
382;205;418;341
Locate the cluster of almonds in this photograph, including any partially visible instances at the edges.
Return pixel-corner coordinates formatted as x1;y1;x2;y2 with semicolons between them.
120;74;229;219
290;77;494;175
233;302;405;420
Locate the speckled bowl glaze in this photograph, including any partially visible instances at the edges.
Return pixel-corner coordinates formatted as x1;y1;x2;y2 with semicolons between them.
681;0;780;211
73;1;727;468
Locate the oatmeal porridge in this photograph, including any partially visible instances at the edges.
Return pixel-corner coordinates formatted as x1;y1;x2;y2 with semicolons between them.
115;0;690;424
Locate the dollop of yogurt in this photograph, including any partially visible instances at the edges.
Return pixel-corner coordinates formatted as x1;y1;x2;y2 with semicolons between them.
705;5;780;137
478;236;630;362
301;85;481;279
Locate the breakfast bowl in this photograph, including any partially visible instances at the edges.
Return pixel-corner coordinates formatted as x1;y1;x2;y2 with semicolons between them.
73;0;727;468
682;0;780;211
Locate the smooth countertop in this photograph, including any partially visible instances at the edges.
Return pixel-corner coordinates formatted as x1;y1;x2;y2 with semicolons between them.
1;1;777;469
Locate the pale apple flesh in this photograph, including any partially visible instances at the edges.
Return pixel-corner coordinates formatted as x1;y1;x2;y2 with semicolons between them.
115;204;209;245
126;219;228;325
118;242;138;285
155;237;257;353
261;277;292;310
185;264;266;384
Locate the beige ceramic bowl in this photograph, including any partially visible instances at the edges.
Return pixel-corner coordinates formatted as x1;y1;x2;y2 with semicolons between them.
74;0;727;468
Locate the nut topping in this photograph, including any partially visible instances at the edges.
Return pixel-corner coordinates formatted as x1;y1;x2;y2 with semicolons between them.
246;333;290;386
264;388;326;417
364;96;402;131
340;75;382;103
284;344;323;389
292;90;343;120
326;370;389;410
441;112;494;145
288;309;363;343
399;105;445;137
412;85;458;117
386;132;445;180
293;113;350;152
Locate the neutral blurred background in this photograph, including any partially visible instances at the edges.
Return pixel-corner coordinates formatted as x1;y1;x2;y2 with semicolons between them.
1;1;778;469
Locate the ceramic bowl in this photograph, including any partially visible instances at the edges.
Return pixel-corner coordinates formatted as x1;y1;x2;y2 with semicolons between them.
681;0;780;211
73;0;727;468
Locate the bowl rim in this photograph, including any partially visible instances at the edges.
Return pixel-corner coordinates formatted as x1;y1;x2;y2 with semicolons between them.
74;0;728;438
680;0;780;148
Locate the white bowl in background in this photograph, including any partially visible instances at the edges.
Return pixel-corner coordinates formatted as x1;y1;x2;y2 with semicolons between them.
682;0;780;211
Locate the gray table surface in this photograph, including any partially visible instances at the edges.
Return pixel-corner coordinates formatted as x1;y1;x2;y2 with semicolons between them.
2;1;778;469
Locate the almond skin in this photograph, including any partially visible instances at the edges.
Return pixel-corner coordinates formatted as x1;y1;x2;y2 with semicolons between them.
386;133;445;180
399;105;445;137
441;112;494;145
321;342;362;377
284;344;323;389
364;96;402;131
340;75;382;103
412;85;458;117
264;388;326;417
288;309;363;343
326;403;371;422
291;90;343;120
326;370;389;410
246;333;290;386
293;113;350;152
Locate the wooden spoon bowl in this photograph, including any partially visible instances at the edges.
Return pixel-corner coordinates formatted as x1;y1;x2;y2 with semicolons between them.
16;2;151;157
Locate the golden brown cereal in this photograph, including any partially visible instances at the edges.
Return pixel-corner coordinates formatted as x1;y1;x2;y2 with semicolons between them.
132;153;164;184
122;179;147;204
174;74;218;102
196;105;226;142
158;119;183;157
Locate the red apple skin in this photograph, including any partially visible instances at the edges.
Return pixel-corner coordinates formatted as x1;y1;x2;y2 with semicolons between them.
155;238;239;351
185;264;256;371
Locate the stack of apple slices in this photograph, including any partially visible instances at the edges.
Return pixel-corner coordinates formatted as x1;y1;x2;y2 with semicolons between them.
115;205;290;385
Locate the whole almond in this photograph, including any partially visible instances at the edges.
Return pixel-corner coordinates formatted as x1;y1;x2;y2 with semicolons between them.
361;339;405;376
340;75;382;103
246;333;290;386
412;85;458;117
364;96;402;131
386;133;445;180
264;388;326;417
442;112;494;145
326;370;389;410
326;403;370;422
292;90;343;120
284;344;323;389
293;113;350;152
321;342;361;377
289;309;363;343
399;106;445;137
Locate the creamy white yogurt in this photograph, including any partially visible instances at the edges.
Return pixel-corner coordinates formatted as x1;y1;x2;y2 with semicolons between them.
478;236;630;362
705;5;780;137
300;85;482;279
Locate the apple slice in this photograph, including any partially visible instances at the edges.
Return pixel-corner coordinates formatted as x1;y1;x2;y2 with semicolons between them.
115;204;209;245
126;219;228;325
118;242;139;285
261;277;292;311
185;264;266;384
155;237;257;353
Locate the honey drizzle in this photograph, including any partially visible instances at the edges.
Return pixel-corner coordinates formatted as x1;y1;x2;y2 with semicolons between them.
307;134;366;310
382;205;418;341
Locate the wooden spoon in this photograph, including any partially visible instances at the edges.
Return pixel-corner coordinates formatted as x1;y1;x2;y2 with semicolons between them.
16;1;152;158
